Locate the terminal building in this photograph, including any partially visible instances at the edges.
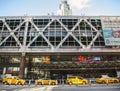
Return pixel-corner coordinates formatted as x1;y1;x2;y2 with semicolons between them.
0;0;120;79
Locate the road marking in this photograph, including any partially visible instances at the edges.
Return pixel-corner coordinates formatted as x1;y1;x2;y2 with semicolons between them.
44;86;55;91
16;87;45;91
14;86;57;91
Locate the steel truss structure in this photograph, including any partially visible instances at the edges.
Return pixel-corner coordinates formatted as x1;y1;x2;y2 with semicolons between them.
0;16;120;53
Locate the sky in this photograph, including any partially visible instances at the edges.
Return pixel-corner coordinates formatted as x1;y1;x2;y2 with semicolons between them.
0;0;120;16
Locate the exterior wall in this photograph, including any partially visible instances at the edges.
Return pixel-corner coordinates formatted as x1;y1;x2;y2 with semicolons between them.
0;54;120;78
0;16;120;78
0;16;120;53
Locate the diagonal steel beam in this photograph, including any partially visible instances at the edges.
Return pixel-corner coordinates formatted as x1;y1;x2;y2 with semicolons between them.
70;33;85;48
87;32;100;48
41;19;55;32
56;32;85;49
27;19;54;48
3;20;11;32
12;34;22;47
84;19;102;36
56;33;70;49
28;19;55;46
29;20;40;32
13;20;26;32
56;19;69;32
84;19;102;48
56;19;84;49
41;32;54;49
70;19;86;48
0;20;11;45
0;35;11;46
0;19;25;47
54;19;70;49
9;20;26;47
11;20;26;47
71;19;83;32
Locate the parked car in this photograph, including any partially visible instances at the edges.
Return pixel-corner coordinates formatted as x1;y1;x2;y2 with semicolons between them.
66;76;88;85
35;78;58;85
96;75;119;84
2;76;26;85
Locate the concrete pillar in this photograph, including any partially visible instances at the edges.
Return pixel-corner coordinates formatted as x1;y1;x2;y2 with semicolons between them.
19;53;25;78
24;67;28;78
3;67;6;74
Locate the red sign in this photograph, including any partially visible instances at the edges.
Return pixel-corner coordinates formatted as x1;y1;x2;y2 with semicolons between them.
78;56;85;61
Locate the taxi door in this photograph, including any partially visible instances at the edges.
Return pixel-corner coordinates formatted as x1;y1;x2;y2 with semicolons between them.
42;78;49;85
71;77;79;84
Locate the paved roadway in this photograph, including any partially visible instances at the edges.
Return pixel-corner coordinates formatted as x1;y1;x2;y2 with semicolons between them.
52;85;120;91
0;84;120;91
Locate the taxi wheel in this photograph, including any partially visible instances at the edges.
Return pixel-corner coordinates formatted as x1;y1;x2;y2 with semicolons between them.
102;81;106;84
3;82;8;85
82;82;86;85
69;82;72;85
114;80;118;83
38;82;42;85
18;83;21;85
52;82;55;85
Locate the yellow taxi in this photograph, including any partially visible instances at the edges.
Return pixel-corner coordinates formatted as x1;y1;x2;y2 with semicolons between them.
96;75;119;84
35;78;58;85
2;76;26;85
66;76;88;85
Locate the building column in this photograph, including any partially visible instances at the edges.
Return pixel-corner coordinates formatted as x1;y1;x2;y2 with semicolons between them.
19;53;25;78
24;67;28;78
3;67;6;74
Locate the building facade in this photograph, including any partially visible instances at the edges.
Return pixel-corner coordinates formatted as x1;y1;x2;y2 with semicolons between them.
0;16;120;79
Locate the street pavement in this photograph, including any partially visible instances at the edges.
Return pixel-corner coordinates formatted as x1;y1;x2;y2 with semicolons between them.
0;84;120;91
52;85;120;91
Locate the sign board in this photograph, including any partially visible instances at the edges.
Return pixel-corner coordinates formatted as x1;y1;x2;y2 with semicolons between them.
103;29;120;45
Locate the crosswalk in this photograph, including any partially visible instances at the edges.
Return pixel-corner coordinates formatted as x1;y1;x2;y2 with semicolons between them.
14;86;57;91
